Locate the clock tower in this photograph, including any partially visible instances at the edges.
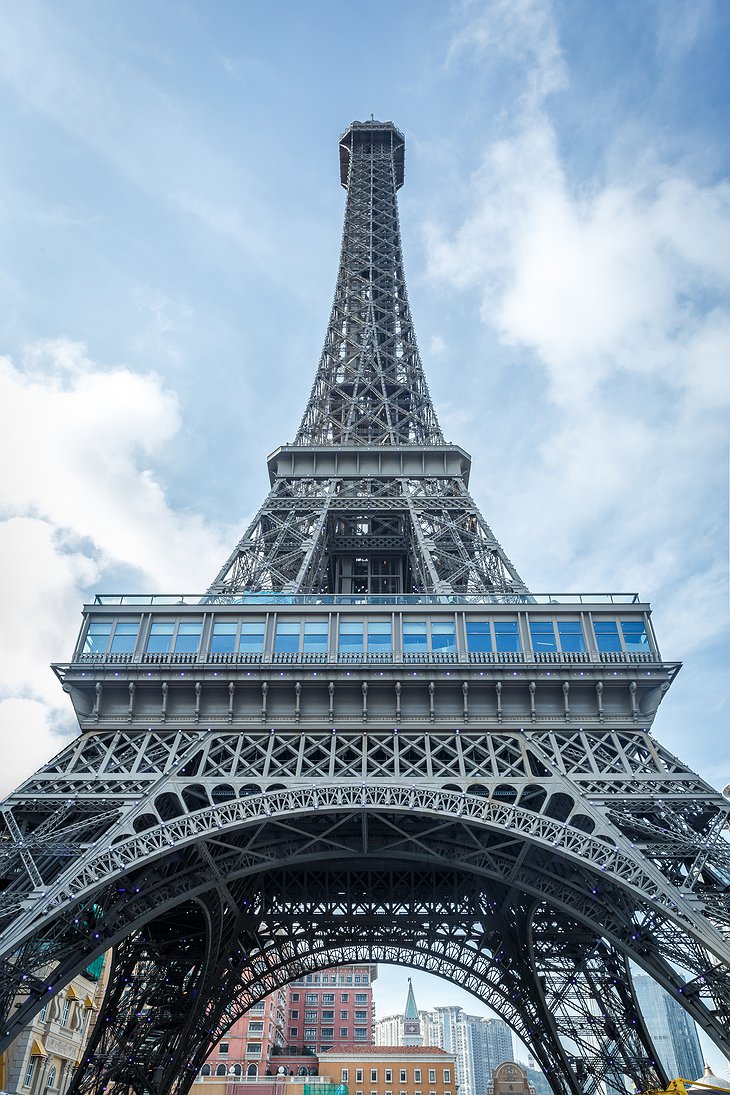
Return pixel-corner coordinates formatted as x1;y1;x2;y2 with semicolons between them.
403;979;422;1047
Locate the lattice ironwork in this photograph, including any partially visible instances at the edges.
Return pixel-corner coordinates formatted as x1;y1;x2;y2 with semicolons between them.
1;120;729;1095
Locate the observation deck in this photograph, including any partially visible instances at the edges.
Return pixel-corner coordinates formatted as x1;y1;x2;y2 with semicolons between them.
54;594;678;736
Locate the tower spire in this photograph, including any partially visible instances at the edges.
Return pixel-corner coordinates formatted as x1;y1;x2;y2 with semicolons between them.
403;977;423;1047
296;121;443;447
208;119;527;597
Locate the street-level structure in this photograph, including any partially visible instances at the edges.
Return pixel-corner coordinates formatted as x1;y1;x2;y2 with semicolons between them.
318;1046;456;1095
1;120;729;1095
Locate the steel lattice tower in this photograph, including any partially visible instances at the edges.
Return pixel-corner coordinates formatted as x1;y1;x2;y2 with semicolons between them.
1;121;729;1095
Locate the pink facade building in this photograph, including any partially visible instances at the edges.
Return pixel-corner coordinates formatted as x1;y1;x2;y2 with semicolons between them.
201;964;377;1080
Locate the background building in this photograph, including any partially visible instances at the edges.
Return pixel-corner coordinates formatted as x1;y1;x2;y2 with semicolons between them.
435;1007;514;1095
201;964;377;1078
488;1062;536;1095
319;1045;457;1095
0;959;107;1095
633;975;703;1081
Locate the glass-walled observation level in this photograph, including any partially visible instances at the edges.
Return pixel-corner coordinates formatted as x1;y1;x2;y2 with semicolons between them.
68;595;661;669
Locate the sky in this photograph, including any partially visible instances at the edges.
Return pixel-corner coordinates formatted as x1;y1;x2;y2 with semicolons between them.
0;0;728;1075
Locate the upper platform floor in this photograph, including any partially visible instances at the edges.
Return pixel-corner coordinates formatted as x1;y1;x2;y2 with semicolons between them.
67;593;659;669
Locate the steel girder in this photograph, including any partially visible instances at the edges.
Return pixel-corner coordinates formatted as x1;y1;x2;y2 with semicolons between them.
208;476;527;596
2;751;730;1093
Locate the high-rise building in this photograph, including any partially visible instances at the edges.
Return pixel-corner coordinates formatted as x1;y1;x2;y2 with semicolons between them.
633;976;703;1081
432;1008;513;1095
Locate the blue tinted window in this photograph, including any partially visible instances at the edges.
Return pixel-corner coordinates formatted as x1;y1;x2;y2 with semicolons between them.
557;621;585;652
147;622;174;653
367;621;392;652
303;621;329;652
211;622;237;653
84;621;112;654
174;622;202;653
530;621;556;652
494;621;520;652
621;621;649;650
239;622;265;653
594;621;621;652
466;621;491;652
339;620;364;652
110;621;139;654
275;621;300;653
431;621;456;652
403;620;427;650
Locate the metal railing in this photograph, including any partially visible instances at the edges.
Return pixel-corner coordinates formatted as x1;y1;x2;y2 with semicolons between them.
93;592;641;607
73;649;656;668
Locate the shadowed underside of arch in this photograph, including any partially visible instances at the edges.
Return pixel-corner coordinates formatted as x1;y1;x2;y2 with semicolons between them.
2;791;729;1095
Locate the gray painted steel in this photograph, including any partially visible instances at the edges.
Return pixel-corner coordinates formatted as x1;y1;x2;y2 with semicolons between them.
1;121;728;1095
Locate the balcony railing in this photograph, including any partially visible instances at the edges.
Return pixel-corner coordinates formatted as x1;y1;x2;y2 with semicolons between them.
72;649;656;668
93;592;641;607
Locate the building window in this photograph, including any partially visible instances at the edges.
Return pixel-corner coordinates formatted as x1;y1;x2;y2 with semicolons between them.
291;1010;299;1019
23;1060;35;1088
354;1010;367;1021
371;1071;378;1083
292;993;300;1001
342;1071;349;1082
385;1072;392;1083
216;1065;227;1077
305;1010;318;1021
246;1044;262;1054
341;993;349;1002
201;1065;211;1077
305;994;318;1005
290;1028;299;1038
529;620;556;653
356;1072;364;1083
47;1066;57;1089
40;1005;48;1022
340;1010;349;1019
146;619;203;655
466;620;491;652
210;618;266;655
248;1022;264;1032
340;1028;349;1038
83;618;140;656
322;1010;335;1020
593;620;621;652
400;1071;407;1083
354;1028;368;1040
621;620;649;650
304;1029;317;1040
322;994;335;1004
429;1072;436;1084
61;1000;71;1025
557;620;585;652
354;993;367;1004
414;1072;421;1084
443;1072;451;1084
494;620;520;652
321;1028;334;1039
219;1044;229;1057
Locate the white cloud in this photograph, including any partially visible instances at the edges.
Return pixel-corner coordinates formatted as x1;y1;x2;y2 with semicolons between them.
426;1;730;780
0;340;231;796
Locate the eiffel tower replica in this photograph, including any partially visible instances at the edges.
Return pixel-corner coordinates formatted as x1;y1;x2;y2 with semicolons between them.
1;121;729;1095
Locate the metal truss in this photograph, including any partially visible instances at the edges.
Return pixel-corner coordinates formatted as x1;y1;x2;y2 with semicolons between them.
208;476;527;596
2;119;730;1095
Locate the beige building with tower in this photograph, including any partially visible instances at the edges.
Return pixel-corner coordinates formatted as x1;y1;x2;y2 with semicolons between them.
0;958;107;1095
